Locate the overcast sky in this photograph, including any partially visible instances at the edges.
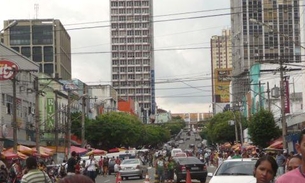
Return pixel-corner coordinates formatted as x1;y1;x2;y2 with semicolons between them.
0;0;230;113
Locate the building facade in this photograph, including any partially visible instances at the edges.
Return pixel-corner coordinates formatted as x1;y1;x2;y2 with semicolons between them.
110;0;155;114
230;0;301;104
2;19;71;80
87;85;118;119
0;44;39;148
210;29;232;114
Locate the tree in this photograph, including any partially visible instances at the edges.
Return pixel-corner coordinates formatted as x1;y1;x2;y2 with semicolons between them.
86;112;143;149
248;109;281;148
206;111;236;144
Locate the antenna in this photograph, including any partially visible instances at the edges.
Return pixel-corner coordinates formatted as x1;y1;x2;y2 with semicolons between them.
34;3;39;19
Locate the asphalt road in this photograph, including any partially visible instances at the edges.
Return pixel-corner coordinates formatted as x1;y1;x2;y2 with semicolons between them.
95;130;218;183
95;165;216;183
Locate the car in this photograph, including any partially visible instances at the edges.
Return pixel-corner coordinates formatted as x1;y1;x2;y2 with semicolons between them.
119;158;148;180
208;158;257;183
171;148;183;157
173;157;207;183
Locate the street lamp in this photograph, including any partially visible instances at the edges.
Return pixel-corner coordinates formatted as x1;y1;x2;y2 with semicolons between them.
0;20;18;33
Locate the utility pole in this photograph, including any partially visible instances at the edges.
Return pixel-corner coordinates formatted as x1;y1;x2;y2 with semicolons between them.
81;84;86;148
12;70;17;154
54;90;59;156
66;90;71;158
34;77;40;154
267;82;271;112
259;81;262;109
279;59;287;150
10;68;37;154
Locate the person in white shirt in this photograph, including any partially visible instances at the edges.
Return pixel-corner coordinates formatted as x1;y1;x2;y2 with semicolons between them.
85;155;98;182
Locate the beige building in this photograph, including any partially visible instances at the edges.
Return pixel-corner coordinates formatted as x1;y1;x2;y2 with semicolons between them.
2;19;71;80
110;0;155;114
210;29;232;114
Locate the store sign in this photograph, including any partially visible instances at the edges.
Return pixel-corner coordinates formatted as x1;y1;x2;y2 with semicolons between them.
0;60;19;80
284;79;290;114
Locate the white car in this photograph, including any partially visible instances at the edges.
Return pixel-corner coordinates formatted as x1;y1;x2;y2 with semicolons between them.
208;158;257;183
171;148;183;157
119;158;148;180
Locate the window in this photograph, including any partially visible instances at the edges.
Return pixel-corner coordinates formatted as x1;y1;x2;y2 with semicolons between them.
32;46;42;62
32;25;53;45
44;64;54;75
21;47;31;58
44;46;53;62
10;26;31;45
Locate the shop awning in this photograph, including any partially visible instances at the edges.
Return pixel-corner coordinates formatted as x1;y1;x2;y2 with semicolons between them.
86;149;107;156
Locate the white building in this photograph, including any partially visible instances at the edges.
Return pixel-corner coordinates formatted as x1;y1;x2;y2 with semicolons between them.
110;0;156;114
0;43;39;148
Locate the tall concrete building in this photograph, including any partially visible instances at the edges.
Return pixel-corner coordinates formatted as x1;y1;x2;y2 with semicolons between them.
2;19;71;80
210;29;232;114
110;0;155;116
230;0;301;104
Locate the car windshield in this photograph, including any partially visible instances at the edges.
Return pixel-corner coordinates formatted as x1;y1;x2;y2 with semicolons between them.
215;160;256;176
122;159;139;164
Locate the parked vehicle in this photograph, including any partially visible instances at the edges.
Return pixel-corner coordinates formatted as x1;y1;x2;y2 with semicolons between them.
208;158;257;183
119;158;148;180
173;157;207;183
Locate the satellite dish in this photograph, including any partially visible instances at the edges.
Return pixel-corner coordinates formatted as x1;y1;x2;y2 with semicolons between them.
2;124;7;138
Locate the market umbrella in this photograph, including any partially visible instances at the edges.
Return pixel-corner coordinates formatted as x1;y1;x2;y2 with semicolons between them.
17;145;35;155
69;146;88;155
31;147;54;156
86;149;107;156
1;150;18;160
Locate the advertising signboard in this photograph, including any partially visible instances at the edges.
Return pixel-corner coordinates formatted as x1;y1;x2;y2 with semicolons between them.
284;78;290;114
214;68;232;103
0;59;19;80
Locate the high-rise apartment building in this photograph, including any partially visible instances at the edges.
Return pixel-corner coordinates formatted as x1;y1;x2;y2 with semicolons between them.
110;0;155;114
2;19;71;80
230;0;301;103
210;29;232;114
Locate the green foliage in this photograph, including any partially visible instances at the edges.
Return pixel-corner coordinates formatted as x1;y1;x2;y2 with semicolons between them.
248;109;281;148
83;112;171;150
206;111;236;144
161;118;185;136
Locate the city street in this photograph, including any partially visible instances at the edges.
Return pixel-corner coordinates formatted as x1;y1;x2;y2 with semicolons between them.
95;166;217;183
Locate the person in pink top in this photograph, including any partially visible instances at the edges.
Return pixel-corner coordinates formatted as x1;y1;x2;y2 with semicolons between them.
275;129;305;183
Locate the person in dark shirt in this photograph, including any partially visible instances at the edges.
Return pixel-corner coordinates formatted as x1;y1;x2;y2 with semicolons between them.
67;151;77;175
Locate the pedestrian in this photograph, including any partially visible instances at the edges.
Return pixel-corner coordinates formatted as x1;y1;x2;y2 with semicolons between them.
155;155;165;183
20;156;52;183
10;159;22;183
286;154;302;172
275;150;286;176
253;155;278;183
67;151;77;176
275;129;305;183
85;154;98;182
58;174;94;183
165;156;174;183
102;157;109;177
